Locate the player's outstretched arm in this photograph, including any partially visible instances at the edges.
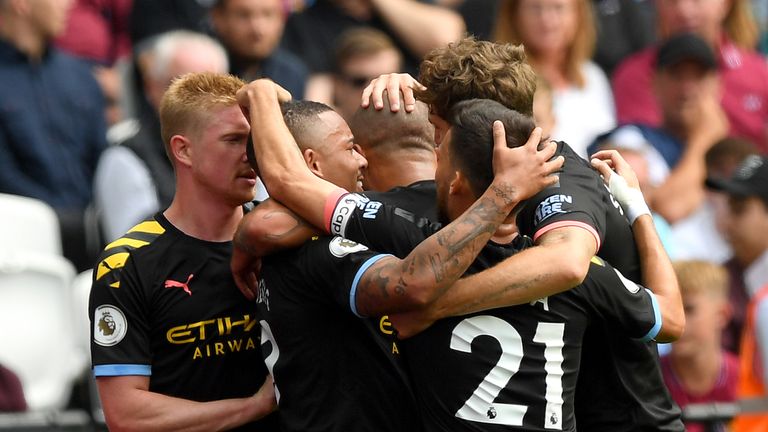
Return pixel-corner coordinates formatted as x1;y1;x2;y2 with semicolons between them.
237;79;342;230
591;150;684;341
354;124;560;317
232;199;319;299
390;225;597;338
97;375;275;432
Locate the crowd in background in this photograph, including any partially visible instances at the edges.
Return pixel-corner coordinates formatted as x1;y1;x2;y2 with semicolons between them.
1;0;768;429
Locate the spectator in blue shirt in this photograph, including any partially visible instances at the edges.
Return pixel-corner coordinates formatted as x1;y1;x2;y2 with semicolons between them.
0;0;108;270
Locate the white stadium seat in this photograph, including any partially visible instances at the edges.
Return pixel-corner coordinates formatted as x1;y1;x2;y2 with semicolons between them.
0;193;62;255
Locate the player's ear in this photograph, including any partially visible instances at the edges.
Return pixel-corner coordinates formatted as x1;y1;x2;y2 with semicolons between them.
448;170;465;196
303;148;322;177
170;135;193;168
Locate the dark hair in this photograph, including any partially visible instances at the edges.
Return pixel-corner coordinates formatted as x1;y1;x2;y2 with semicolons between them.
447;99;536;196
280;100;334;150
417;37;537;120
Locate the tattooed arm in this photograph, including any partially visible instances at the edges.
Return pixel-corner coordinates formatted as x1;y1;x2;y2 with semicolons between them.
232;199;318;299
352;122;561;317
354;181;521;317
388;226;597;337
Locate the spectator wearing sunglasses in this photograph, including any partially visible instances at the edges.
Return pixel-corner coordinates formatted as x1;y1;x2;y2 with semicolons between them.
332;28;403;122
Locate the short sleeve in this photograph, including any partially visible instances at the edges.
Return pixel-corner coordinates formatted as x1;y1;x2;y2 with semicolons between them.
89;252;152;377
517;161;607;250
578;258;660;342
327;193;438;258
300;237;394;318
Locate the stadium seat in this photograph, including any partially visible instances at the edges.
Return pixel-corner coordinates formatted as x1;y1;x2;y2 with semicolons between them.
0;252;86;411
71;270;93;358
0;194;62;255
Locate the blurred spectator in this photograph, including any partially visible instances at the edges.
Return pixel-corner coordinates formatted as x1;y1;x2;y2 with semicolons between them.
661;261;739;432
211;0;307;98
493;0;616;157
533;77;557;139
612;0;768;153
281;0;464;103
94;31;228;242
591;0;656;76
706;155;768;431
592;35;728;222
129;0;213;45
94;65;124;127
458;0;656;76
332;28;402;121
0;363;26;412
593;140;679;256
756;0;768;54
55;0;132;66
0;0;107;271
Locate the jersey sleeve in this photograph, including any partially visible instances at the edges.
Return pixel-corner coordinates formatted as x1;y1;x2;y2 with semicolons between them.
300;236;395;318
516;169;607;251
89;251;153;377
578;257;662;342
325;192;438;258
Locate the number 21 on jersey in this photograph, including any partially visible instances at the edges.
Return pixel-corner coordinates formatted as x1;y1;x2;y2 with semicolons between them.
451;315;566;430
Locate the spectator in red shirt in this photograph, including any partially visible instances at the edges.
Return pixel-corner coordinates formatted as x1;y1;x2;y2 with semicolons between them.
661;260;739;432
612;0;768;153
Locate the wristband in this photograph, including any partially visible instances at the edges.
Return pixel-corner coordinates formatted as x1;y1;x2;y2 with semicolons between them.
608;174;651;225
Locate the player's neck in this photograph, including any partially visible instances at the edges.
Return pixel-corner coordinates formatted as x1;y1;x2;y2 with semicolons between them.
670;347;723;396
367;153;435;192
164;189;244;242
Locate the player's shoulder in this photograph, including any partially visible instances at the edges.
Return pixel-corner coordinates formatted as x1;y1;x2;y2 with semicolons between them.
581;256;641;293
92;216;168;290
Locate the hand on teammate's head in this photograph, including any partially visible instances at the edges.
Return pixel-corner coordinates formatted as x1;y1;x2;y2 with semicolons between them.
360;73;425;113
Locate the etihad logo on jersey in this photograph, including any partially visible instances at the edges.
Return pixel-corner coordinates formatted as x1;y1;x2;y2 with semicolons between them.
378;315;401;355
166;314;260;360
534;194;572;225
166;314;257;344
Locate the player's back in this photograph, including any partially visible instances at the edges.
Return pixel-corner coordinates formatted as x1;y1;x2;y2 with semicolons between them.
258;237;420;432
405;243;661;432
517;142;681;430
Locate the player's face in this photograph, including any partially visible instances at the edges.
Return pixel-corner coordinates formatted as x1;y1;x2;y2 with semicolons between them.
672;292;727;356
313;111;368;192
190;104;257;206
434;127;456;225
429;112;450;149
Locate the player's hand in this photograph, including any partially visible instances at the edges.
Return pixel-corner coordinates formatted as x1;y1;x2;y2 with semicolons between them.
360;73;426;112
491;123;563;204
236;79;293;112
247;375;277;421
231;242;261;301
590;149;650;224
389;311;436;339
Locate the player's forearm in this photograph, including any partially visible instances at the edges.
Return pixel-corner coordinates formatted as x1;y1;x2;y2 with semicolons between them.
243;82;339;229
99;378;275;432
428;229;593;319
235;199;319;257
632;214;684;341
356;181;517;316
369;0;464;56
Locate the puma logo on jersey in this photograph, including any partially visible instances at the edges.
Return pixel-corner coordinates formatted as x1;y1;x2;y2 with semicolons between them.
164;274;194;296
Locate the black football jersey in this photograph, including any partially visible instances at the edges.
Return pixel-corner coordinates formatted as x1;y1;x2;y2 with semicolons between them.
515;142;683;431
89;213;277;431
257;236;421;432
363;180;438;221
326;194;665;431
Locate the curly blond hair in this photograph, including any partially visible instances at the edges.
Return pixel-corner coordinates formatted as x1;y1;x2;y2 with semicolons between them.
416;37;537;120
